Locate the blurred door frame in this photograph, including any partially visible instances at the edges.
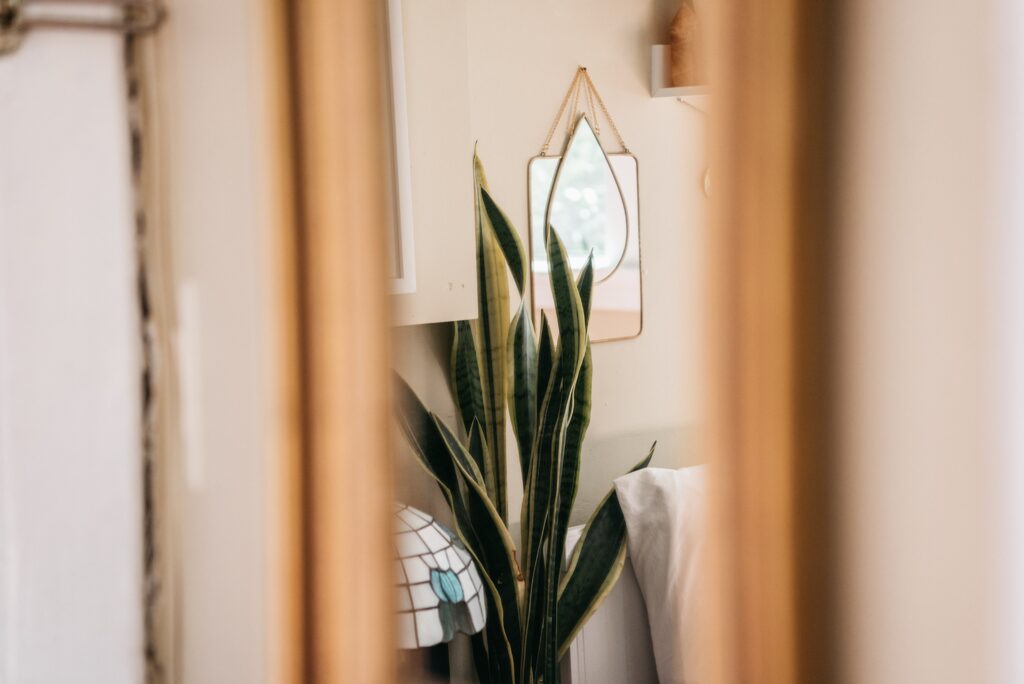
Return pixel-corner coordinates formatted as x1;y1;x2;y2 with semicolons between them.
706;0;839;682
272;0;397;682
275;0;844;680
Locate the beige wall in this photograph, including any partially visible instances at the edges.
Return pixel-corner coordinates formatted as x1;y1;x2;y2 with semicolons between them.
837;0;1000;681
394;0;705;526
151;0;280;679
993;1;1024;679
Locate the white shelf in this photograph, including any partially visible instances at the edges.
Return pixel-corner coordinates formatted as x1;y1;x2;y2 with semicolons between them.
651;44;709;111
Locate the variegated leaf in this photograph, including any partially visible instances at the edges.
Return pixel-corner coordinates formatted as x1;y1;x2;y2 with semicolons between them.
474;152;509;520
536;312;555;419
522;227;590;681
508;301;538;484
556;443;656;656
480;185;528;295
393;374;521;677
451;320;486;437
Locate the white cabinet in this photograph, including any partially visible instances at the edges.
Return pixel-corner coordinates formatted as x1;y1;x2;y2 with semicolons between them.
388;0;478;326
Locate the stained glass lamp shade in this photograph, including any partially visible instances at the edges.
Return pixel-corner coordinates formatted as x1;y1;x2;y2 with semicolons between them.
394;504;487;649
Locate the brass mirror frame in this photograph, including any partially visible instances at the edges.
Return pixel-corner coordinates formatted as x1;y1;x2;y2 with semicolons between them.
540;114;631;284
527;115;644;343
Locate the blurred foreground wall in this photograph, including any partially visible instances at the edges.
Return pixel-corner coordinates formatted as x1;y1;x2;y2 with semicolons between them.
0;28;142;684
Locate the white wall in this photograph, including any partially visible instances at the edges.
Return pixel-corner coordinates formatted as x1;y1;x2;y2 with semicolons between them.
0;31;142;684
394;0;705;525
151;0;278;679
837;0;1000;681
992;0;1024;680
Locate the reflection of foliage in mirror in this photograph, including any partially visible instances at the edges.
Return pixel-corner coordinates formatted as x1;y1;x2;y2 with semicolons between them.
533;116;628;277
530;152;643;343
534;125;608;264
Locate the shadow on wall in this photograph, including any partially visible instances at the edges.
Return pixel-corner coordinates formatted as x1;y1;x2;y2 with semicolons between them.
569;423;701;526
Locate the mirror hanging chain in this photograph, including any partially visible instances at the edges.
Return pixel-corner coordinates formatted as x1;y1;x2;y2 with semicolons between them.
539;66;630;156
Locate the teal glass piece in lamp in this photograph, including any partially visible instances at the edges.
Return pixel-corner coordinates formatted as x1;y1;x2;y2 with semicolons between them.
393;504;487;649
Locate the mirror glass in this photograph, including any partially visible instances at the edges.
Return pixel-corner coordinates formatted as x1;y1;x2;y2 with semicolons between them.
533;116;628;282
529;116;642;342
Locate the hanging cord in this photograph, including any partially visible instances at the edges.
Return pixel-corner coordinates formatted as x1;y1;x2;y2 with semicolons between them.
539;66;630;155
580;67;628;153
568;74;583;132
583;74;599;137
539;68;583;156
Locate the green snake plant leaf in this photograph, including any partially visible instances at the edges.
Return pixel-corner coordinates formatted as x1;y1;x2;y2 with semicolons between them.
550;258;596;533
393;387;513;675
556;443;656;657
393;373;492;526
520;235;585;581
536;312;554;422
522;227;590;682
553;258;595;521
451;320;486;438
521;508;552;682
469;634;493;684
540;255;595;683
393;374;521;679
547;260;595;563
403;154;641;683
466;419;490;491
508;300;538;484
474;152;509;520
437;416;486;491
480;185;528;296
393;373;468;512
577;254;595;326
431;418;524;667
522;228;589;576
546;227;588;376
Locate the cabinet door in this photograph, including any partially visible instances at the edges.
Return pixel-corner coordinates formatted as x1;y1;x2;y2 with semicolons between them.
388;0;478;326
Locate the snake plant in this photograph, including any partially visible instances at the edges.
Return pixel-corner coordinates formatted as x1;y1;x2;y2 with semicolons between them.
394;152;654;683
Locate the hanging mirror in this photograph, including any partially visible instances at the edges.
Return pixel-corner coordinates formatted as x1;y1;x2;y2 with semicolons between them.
529;69;642;342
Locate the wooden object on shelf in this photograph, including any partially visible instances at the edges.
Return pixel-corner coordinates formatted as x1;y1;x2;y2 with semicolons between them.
670;2;706;87
651;45;709;111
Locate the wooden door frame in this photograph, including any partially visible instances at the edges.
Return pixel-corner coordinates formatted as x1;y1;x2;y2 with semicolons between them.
267;0;396;682
706;0;839;682
265;0;841;680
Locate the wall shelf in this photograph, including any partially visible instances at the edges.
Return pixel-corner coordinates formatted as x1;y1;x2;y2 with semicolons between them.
651;44;709;112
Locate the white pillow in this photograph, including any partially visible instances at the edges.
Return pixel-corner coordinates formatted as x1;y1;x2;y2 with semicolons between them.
614;465;707;684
